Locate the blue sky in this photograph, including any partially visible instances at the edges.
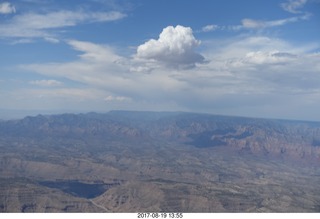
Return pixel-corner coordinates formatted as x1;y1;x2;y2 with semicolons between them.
0;0;320;120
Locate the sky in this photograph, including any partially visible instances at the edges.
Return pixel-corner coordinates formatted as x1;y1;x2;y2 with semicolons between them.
0;0;320;121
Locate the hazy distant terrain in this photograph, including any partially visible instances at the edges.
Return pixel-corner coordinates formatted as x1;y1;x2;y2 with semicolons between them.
0;111;319;212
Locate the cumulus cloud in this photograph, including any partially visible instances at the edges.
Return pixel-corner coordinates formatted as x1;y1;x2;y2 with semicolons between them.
281;0;308;14
136;25;205;69
0;2;16;14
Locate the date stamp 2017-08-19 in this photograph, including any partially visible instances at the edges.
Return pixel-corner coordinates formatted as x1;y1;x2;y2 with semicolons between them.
137;213;183;219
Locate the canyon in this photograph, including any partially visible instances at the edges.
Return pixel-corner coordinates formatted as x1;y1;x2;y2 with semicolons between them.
0;111;319;212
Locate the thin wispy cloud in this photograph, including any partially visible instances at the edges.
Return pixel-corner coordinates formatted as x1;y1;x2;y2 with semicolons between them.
44;37;60;44
201;24;219;32
202;0;311;32
0;10;126;39
231;14;310;30
281;0;308;14
29;79;63;87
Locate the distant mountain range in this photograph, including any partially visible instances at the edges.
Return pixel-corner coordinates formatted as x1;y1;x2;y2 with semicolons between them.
1;111;320;212
1;110;320;162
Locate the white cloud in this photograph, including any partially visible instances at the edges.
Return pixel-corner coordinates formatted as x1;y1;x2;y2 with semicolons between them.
0;2;16;14
67;40;122;62
232;15;309;30
0;10;126;39
19;33;320;121
29;79;63;87
44;37;60;44
241;19;265;29
22;40;133;93
244;51;297;65
281;0;308;14
136;25;205;69
205;36;320;93
201;24;219;32
12;10;125;29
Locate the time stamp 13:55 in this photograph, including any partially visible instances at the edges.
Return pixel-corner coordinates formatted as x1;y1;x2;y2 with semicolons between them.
137;213;183;218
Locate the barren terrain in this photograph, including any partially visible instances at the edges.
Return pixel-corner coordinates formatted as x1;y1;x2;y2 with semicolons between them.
0;111;319;212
